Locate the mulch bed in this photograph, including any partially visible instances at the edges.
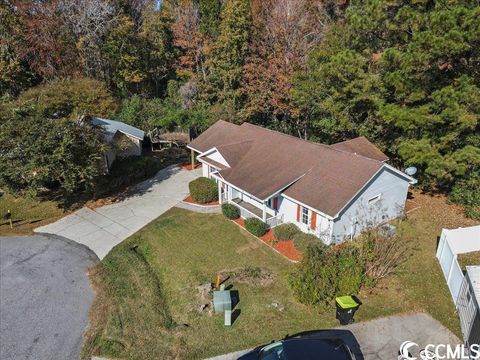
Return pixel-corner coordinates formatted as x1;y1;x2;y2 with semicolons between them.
233;218;301;262
183;196;219;206
179;162;201;171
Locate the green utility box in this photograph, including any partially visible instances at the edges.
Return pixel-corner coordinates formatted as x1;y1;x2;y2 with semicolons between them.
213;290;232;314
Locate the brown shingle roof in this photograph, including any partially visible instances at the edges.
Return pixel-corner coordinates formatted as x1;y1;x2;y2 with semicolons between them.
331;136;389;162
188;121;242;153
190;121;392;217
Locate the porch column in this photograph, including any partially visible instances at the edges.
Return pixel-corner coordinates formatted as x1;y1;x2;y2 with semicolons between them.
190;149;195;170
218;181;223;205
262;201;267;222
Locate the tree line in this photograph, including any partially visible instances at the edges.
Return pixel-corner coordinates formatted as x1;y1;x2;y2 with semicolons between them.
0;0;479;218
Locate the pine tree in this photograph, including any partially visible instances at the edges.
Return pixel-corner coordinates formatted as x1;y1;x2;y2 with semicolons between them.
205;0;252;107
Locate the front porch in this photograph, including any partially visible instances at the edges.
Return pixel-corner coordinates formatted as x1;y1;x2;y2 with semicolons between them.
223;196;283;228
231;198;274;220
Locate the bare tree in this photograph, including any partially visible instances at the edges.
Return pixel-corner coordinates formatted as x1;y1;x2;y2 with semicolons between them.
59;0;120;78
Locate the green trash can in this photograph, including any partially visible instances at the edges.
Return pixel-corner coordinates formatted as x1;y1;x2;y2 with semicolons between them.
335;296;361;325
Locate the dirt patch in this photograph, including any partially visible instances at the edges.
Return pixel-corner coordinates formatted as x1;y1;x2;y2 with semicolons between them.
179;162;201;171
218;266;274;287
196;283;215;315
406;190;478;229
182;196;219;206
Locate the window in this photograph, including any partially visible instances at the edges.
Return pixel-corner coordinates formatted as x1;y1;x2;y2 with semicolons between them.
267;198;272;208
301;207;309;225
368;194;381;205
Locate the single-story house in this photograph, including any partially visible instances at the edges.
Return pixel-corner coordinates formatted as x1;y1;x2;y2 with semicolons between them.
188;120;416;244
80;115;145;171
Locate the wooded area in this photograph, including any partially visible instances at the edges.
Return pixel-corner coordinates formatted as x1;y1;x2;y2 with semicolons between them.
0;0;479;218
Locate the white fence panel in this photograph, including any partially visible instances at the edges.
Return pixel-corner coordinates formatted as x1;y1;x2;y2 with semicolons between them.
448;261;464;304
439;240;455;278
436;235;466;305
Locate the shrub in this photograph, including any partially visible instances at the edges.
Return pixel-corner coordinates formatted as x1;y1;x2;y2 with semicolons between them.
188;177;218;204
358;229;410;286
293;232;319;253
244;218;269;237
273;223;301;240
222;203;240;219
288;244;337;304
289;241;366;305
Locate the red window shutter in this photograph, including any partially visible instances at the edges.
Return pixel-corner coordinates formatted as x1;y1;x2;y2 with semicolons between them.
311;212;317;230
273;197;278;210
296;204;301;222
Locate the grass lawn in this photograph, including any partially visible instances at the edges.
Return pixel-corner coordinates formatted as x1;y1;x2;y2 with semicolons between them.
83;191;479;360
457;251;480;271
0;192;65;235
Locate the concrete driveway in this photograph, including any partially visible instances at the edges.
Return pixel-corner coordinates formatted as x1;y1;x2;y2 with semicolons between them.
210;313;460;360
35;165;201;259
0;235;96;360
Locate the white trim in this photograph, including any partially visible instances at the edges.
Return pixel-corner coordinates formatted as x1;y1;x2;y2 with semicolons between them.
118;130;143;141
333;164;412;218
210;174;265;203
198;157;224;171
384;163;417;184
282;193;334;220
187;144;201;153
196;147;231;167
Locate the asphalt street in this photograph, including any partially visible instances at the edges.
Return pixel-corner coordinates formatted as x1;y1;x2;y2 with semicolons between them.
0;235;97;360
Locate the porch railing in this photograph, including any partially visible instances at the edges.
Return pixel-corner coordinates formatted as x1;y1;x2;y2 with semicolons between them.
224;198;284;228
266;214;284;228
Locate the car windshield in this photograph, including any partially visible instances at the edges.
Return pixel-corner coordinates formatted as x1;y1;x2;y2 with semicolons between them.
259;342;287;360
259;339;352;360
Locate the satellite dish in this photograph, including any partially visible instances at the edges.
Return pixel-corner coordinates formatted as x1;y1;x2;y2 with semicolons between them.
405;166;417;176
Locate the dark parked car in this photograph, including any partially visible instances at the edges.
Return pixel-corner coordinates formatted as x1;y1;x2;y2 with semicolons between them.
254;337;355;360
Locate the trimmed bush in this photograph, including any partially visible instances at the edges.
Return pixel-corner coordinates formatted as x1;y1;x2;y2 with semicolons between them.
222;203;240;219
244;218;269;237
293;232;319;253
188;177;218;204
273;223;301;240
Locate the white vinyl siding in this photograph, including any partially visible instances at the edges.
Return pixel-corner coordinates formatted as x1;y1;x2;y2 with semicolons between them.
332;167;409;243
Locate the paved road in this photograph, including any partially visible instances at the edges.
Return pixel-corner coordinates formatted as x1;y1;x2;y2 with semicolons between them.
36;165;201;259
209;313;460;360
0;235;97;360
